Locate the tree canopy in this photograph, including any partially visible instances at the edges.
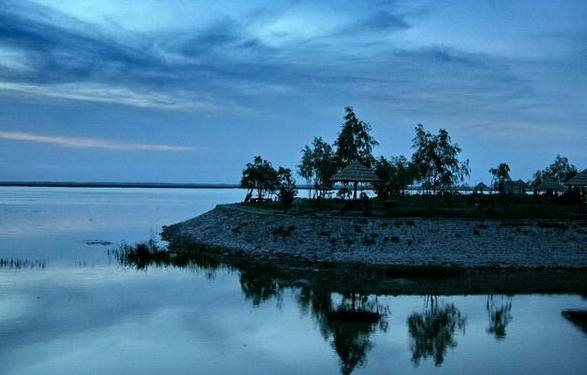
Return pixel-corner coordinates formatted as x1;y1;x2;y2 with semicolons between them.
297;137;337;198
411;124;470;194
276;167;298;205
334;107;378;168
373;155;414;199
241;155;278;199
533;154;578;185
241;156;297;203
489;163;511;194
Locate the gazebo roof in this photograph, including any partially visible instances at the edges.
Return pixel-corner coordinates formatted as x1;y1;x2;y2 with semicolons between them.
514;179;528;188
331;160;380;182
537;176;565;191
564;169;587;186
474;182;489;190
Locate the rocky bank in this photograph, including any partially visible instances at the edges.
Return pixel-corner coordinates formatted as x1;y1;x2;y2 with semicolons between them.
162;204;587;269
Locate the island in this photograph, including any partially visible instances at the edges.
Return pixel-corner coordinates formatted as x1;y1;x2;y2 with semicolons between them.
160;107;587;294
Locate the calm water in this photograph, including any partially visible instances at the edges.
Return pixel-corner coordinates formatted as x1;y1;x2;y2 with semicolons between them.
0;187;585;375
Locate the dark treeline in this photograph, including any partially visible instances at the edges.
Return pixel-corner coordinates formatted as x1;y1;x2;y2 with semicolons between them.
241;106;583;204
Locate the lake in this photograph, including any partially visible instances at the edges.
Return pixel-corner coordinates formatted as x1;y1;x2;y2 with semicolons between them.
0;187;585;374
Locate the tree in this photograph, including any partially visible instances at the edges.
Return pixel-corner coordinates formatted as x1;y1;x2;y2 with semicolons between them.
297;137;337;198
533;154;577;185
240;155;278;199
489;163;511;194
410;124;470;194
276;167;298;205
373;157;393;199
334;107;378;168
374;155;415;199
298;145;315;198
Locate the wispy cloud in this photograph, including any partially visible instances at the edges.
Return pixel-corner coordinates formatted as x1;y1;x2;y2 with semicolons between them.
0;131;193;152
0;82;222;111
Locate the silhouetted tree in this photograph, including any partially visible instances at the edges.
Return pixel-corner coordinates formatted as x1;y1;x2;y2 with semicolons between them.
276;167;298;205
334;107;378;168
489;163;511;194
241;155;279;199
533;154;578;185
411;124;470;195
373;155;415;199
299;145;315;198
297;137;337;198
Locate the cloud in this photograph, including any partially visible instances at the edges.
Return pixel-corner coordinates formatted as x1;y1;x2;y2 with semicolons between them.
0;81;222;111
348;10;410;34
0;131;193;152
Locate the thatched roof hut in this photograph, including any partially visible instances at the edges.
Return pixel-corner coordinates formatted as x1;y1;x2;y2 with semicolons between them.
564;169;587;187
537;176;565;192
331;160;380;199
473;182;489;192
505;179;528;195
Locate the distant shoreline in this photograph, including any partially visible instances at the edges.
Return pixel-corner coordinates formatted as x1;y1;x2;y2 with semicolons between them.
0;182;479;191
0;181;242;189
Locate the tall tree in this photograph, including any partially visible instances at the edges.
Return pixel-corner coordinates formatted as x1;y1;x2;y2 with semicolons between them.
533;154;577;185
411;124;470;194
298;145;315;198
334;107;378;168
489;163;511;194
374;155;414;199
297;137;337;198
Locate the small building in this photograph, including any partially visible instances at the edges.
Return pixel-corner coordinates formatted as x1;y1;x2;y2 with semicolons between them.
564;169;587;202
473;182;489;194
331;160;380;199
536;176;565;197
505;179;528;196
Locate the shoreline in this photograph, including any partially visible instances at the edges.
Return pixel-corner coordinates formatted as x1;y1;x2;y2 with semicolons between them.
156;244;587;295
162;204;587;269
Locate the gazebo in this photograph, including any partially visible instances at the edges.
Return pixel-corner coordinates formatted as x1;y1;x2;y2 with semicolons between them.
564;169;587;201
473;182;489;194
331;160;380;199
537;176;565;197
510;179;528;196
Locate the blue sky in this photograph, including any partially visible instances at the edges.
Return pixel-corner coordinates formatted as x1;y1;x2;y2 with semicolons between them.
0;0;585;183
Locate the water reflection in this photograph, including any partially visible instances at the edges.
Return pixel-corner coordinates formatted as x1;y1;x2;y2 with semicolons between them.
109;242;587;373
562;310;587;336
486;295;513;340
111;241;454;374
0;258;47;269
304;290;389;375
240;265;283;306
114;243;392;374
407;296;466;367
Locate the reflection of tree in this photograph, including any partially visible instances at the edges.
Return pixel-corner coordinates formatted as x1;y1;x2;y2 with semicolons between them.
116;243;390;374
298;289;389;375
486;295;512;340
407;296;466;367
239;268;283;306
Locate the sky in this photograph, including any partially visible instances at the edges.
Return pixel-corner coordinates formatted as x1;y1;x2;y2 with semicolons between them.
0;0;585;184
